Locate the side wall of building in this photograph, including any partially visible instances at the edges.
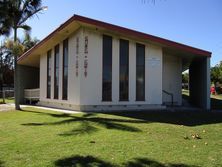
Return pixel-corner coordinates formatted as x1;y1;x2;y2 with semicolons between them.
39;30;81;109
162;54;182;105
38;27;184;110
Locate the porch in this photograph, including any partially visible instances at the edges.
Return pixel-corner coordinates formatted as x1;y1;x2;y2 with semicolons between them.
17;65;39;104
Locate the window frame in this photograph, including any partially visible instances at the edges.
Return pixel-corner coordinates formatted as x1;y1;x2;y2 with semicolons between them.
136;43;145;101
54;44;59;99
119;39;129;101
102;35;113;101
62;38;69;100
46;50;52;99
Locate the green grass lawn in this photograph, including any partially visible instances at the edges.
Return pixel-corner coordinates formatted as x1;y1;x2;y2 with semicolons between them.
0;97;14;104
0;108;222;167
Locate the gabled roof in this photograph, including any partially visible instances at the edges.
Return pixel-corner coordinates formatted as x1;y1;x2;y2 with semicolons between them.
18;14;211;63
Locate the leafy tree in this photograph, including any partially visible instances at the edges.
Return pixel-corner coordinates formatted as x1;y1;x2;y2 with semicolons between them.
4;32;39;57
0;43;13;94
0;0;46;110
0;32;39;99
182;72;189;83
0;0;12;36
211;61;222;84
22;32;39;52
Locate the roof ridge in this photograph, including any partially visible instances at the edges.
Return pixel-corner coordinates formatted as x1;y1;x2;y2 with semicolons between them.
18;14;211;62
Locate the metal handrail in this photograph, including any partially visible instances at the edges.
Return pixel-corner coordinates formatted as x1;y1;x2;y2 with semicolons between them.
163;90;174;106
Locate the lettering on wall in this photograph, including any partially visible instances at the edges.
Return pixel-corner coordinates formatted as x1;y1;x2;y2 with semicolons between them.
76;37;79;54
84;36;88;54
84;36;88;77
75;37;79;77
147;57;160;67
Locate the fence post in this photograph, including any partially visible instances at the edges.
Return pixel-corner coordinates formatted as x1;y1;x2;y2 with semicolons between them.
3;90;5;103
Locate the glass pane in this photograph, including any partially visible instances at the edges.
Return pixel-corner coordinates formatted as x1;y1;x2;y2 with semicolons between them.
54;45;59;99
136;43;145;65
136;66;145;101
120;39;129;66
47;50;51;98
136;43;145;101
56;54;59;67
103;66;112;81
63;39;68;100
48;69;51;77
63;39;69;67
102;35;112;101
103;35;112;66
119;39;129;101
102;81;112;101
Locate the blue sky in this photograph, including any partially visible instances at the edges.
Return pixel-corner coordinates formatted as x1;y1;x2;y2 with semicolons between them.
21;0;222;66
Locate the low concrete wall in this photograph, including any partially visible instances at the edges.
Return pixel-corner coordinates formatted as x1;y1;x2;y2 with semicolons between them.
38;100;166;111
18;65;39;104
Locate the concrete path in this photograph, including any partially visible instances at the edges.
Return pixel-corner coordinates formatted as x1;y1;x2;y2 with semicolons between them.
0;103;15;112
0;103;81;114
21;105;81;114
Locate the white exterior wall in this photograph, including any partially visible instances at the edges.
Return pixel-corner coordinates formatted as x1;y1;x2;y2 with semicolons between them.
79;29;163;106
39;53;47;100
79;29;103;105
146;45;163;104
68;30;81;105
162;54;182;105
39;27;185;110
39;30;82;108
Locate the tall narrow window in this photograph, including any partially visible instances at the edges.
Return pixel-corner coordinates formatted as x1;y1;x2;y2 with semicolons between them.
119;39;129;101
136;43;145;101
46;50;51;98
102;35;112;101
62;39;68;100
54;44;59;99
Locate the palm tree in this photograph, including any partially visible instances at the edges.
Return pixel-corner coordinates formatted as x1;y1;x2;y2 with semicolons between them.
4;32;39;59
1;32;38;102
0;0;12;36
0;0;47;110
22;32;39;52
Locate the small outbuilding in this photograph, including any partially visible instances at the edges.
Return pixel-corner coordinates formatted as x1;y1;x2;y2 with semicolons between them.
17;15;211;111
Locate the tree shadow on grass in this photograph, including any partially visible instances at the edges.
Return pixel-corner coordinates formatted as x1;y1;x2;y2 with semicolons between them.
102;93;222;127
54;155;113;167
103;110;222;127
0;160;5;167
59;121;99;136
54;155;199;167
21;109;146;135
125;158;199;167
99;93;222;127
